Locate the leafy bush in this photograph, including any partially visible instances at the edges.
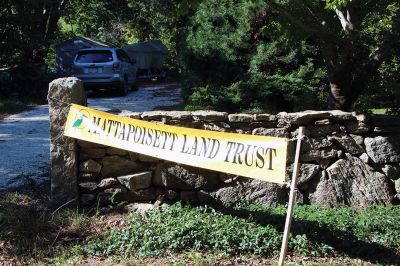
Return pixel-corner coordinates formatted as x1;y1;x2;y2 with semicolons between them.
0;65;50;101
87;203;281;257
179;0;327;113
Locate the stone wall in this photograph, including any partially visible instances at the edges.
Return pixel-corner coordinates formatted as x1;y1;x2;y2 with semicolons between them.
76;109;400;208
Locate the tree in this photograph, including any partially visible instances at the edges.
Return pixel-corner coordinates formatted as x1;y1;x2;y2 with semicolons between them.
179;0;326;113
0;0;68;66
264;0;400;110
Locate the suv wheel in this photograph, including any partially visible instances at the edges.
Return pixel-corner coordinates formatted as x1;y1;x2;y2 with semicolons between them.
119;77;128;96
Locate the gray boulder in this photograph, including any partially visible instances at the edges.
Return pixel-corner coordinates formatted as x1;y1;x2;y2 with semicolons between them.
215;178;287;206
309;154;393;208
365;136;400;164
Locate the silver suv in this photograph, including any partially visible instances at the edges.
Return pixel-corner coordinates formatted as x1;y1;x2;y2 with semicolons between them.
73;48;137;96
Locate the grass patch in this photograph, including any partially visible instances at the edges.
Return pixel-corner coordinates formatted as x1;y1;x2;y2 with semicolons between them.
0;188;93;264
1;188;400;265
86;203;400;264
371;108;389;114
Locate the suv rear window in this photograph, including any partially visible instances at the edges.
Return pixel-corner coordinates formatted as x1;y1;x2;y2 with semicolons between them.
75;50;113;63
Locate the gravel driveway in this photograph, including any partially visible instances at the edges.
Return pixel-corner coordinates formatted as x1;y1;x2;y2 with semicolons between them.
0;82;181;189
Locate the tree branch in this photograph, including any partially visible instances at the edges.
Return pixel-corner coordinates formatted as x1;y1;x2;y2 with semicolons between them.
265;0;336;40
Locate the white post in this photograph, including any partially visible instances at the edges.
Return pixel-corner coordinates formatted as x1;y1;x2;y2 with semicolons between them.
278;126;305;266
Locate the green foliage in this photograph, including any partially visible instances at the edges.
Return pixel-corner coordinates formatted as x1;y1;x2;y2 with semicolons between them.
87;203;280;257
180;0;327;113
244;204;400;251
0;0;66;67
0;65;51;101
85;203;400;259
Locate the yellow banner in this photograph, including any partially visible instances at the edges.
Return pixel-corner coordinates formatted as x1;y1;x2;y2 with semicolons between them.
64;104;288;184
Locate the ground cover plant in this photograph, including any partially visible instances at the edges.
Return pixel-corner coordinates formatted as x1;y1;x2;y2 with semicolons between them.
86;203;400;265
1;184;400;265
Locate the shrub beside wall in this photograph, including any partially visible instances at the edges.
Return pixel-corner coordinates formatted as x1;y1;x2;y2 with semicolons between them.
75;110;400;209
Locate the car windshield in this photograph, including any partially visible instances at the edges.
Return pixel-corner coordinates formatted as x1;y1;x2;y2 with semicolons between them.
75;50;113;63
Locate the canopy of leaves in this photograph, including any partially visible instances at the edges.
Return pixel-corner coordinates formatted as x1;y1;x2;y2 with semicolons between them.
179;0;327;113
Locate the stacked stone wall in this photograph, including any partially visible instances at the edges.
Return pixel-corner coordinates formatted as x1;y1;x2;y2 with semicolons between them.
76;110;400;208
48;78;400;208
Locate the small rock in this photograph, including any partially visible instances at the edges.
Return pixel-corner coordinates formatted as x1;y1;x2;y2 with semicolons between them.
97;178;118;189
277;110;354;125
228;114;254;123
381;165;400;180
104;185;128;194
191;110;228;122
78;182;98;191
203;122;228;132
79;159;102;174
252;128;288;137
395;179;400;194
141;111;167;120
125;203;155;214
117;171;153;191
163;111;193;120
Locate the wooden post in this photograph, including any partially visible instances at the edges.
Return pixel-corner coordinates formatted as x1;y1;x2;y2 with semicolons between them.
278;126;305;266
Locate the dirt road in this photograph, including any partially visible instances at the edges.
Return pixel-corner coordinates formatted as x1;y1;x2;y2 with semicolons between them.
0;82;182;189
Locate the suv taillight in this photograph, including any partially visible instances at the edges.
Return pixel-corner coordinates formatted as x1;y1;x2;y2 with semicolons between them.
113;62;120;72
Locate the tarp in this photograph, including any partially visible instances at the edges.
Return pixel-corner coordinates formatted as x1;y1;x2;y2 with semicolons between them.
123;40;168;69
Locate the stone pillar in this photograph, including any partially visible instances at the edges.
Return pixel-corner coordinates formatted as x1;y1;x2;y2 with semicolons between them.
48;78;86;206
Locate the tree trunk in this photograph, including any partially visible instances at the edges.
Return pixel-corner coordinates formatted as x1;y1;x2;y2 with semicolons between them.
320;39;363;111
